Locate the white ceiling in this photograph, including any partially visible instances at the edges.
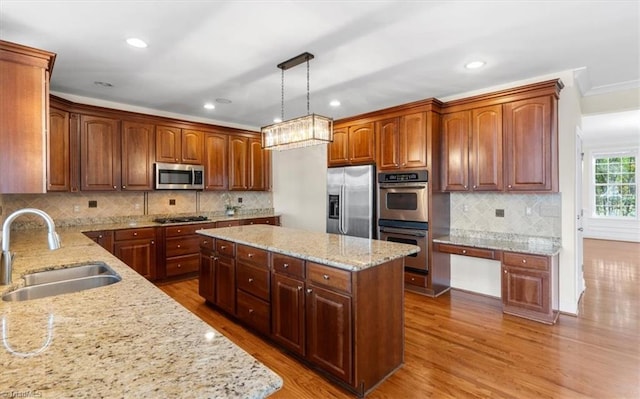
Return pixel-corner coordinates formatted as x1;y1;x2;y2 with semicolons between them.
1;1;639;130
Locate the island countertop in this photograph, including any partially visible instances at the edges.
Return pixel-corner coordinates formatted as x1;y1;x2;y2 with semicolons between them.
196;225;420;271
0;228;282;398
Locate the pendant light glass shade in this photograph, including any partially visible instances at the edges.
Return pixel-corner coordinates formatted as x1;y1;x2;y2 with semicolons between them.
262;114;333;151
260;52;333;151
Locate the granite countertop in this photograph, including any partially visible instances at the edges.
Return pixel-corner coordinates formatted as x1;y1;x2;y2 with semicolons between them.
433;230;561;256
197;225;420;271
0;228;282;398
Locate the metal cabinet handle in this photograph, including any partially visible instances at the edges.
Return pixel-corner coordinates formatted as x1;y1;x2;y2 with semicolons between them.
122;185;126;189
133;232;138;236
221;245;226;250
462;249;467;254
248;309;254;314
323;274;330;280
248;278;254;283
151;240;155;245
522;259;527;264
177;244;181;248
297;286;303;291
248;253;254;258
504;269;508;274
283;263;289;268
177;229;182;233
177;264;181;268
113;185;117;189
306;288;313;294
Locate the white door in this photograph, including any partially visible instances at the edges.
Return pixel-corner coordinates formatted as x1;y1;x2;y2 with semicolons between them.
575;127;585;304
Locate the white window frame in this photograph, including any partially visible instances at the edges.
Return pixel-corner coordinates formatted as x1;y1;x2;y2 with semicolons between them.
590;148;638;220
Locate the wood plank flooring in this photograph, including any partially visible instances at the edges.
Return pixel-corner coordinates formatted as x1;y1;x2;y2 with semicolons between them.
158;239;639;398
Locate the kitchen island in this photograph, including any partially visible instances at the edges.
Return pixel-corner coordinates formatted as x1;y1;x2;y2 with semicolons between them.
196;225;420;397
0;228;282;398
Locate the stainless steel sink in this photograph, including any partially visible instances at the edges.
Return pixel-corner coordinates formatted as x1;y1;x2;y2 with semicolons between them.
2;262;121;302
23;262;115;286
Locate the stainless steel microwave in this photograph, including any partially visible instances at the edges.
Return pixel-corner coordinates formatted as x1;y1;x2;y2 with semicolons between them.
155;162;204;190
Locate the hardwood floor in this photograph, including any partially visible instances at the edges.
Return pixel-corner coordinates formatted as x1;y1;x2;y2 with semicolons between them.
158;239;639;398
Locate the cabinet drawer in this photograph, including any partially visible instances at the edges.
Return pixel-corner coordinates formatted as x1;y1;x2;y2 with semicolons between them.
166;254;200;276
503;252;549;271
237;262;270;301
200;236;215;250
307;262;351;294
216;220;243;228
216;240;235;257
237;244;269;267
165;222;214;237
236;290;270;335
166;236;201;257
244;217;278;226
272;253;305;278
436;243;499;260
404;271;428;287
114;228;155;241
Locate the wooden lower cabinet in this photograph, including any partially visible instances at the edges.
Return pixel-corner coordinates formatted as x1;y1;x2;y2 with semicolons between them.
501;251;559;324
113;227;157;280
83;230;114;253
161;222;215;279
199;242;404;397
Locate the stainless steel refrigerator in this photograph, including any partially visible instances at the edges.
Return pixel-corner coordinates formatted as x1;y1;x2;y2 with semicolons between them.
327;165;375;239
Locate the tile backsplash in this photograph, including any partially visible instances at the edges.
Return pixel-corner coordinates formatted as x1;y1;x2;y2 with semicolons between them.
450;192;561;238
1;191;273;227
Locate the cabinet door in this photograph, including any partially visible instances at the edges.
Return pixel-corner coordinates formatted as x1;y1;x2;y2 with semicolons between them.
328;126;349;166
215;255;236;315
113;238;156;280
204;132;228;190
271;273;306;356
199;250;216;303
48;107;70;191
248;137;266;190
229;136;248;190
377;117;400;170
156;125;181;163
348;122;375;164
441;111;470;191
83;230;113;253
121;121;155;191
181;129;204;164
502;266;550;315
306;284;353;384
504;96;556;191
80;115;120;191
471;105;503;191
400;112;427;168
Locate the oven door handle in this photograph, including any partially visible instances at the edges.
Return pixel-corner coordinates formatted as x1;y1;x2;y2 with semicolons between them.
378;183;427;189
380;227;427;237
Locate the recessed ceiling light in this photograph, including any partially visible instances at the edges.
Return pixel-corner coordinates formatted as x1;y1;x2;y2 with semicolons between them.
329;100;341;107
203;103;215;110
126;38;148;48
465;60;486;69
216;98;232;104
94;81;113;87
273;117;282;123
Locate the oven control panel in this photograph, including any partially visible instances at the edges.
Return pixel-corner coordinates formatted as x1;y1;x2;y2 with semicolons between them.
378;170;428;183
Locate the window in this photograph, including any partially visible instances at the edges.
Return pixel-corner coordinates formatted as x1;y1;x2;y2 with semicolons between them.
592;151;637;218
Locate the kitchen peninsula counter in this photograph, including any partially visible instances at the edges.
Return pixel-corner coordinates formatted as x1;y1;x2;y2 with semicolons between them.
0;228;282;398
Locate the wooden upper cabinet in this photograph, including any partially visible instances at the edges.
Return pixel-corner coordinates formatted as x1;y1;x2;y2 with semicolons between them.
328;126;349;166
48;107;70;192
471;105;503;191
400;112;427;169
248;137;267;190
181;129;204;164
328;122;374;166
229;136;249;190
377;118;400;170
0;40;55;193
155;126;203;164
156;125;181;163
348;123;375;164
441;111;470;191
204;132;228;190
504;96;557;192
121;121;155;191
80;115;121;191
378;112;427;171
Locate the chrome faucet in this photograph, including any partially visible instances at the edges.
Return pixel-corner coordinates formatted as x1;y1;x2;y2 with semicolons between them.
1;208;61;285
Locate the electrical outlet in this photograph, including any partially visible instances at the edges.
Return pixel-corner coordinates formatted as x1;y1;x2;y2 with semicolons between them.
525;206;532;216
169;199;176;206
463;204;469;212
88;200;97;208
495;209;504;217
73;205;80;213
134;203;141;210
238;197;243;204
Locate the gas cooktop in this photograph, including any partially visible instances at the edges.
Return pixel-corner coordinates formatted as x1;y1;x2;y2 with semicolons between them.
153;216;209;224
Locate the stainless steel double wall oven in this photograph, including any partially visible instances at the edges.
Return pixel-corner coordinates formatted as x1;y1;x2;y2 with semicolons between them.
378;170;429;274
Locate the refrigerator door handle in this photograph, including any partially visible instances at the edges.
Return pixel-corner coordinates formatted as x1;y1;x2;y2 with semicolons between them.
339;184;346;234
342;184;348;234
